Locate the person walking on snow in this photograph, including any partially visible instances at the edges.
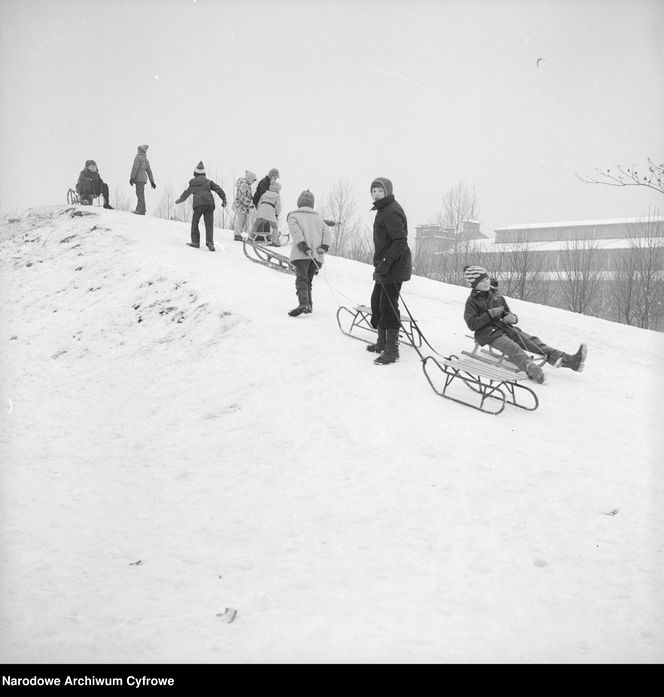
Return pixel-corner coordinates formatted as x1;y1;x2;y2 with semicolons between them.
366;177;412;365
232;170;257;240
76;159;113;208
462;265;587;384
129;144;156;215
174;161;227;252
251;181;282;245
287;189;332;316
252;168;279;237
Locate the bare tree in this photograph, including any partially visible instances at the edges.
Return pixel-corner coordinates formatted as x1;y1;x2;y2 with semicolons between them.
632;216;664;329
112;188;132;212
439;181;479;240
322;179;359;255
557;239;602;314
153;183;177;220
576;158;664;195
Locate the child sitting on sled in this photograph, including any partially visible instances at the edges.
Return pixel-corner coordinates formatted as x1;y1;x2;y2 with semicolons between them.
462;265;587;384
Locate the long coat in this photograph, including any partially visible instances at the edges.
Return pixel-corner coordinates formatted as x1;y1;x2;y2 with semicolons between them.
371;187;412;283
464;287;519;346
175;176;226;209
287;208;333;264
130;145;155;185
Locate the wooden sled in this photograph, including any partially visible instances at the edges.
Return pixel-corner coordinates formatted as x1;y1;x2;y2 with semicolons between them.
422;353;539;415
336;304;423;349
462;335;547;372
242;238;295;274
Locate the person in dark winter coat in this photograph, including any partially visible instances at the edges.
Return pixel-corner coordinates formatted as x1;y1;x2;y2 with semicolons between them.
463;265;587;384
286;190;332;316
366;177;412;365
252;168;279;235
129;144;156;215
76;160;113;208
174;161;227;251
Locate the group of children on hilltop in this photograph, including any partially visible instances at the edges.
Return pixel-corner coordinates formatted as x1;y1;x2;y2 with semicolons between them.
75;154;588;378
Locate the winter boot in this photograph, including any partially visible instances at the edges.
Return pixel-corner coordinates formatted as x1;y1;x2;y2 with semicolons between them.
373;328;400;365
560;343;587;372
234;234;242;241
366;327;386;353
206;242;215;252
288;289;311;317
525;361;546;384
187;242;199;248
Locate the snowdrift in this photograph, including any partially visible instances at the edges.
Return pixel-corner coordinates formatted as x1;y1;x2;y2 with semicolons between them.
0;205;662;663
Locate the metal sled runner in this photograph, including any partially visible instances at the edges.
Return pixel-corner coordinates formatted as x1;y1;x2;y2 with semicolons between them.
422;353;539;415
242;238;295;275
336;304;423;349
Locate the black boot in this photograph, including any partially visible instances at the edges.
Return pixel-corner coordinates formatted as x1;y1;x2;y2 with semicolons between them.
560;344;587;372
186;242;199;248
374;328;400;365
366;327;386;353
206;242;215;252
288;290;311;317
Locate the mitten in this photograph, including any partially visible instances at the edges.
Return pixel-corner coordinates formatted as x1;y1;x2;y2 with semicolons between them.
319;244;329;253
151;182;156;189
129;179;135;186
376;258;391;275
502;312;518;325
487;307;504;319
297;241;310;253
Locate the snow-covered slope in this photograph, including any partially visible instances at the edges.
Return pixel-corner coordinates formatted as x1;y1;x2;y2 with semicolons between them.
1;205;662;663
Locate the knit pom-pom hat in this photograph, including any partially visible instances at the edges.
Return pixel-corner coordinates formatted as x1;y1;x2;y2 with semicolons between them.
297;189;315;208
194;161;206;175
268;168;280;179
464;265;489;288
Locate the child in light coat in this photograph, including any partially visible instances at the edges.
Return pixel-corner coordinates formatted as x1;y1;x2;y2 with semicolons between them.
251;181;282;245
286;190;332;316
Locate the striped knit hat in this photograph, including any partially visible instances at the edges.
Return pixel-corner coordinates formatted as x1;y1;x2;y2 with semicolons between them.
464;265;489;288
297;189;315;208
194;161;206;175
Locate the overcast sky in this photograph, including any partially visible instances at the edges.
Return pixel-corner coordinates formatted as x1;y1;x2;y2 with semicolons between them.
1;0;662;235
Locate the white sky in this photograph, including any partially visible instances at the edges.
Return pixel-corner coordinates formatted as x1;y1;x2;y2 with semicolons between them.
1;0;663;234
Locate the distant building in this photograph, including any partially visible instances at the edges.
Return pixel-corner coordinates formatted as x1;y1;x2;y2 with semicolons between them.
415;220;487;255
489;217;664;274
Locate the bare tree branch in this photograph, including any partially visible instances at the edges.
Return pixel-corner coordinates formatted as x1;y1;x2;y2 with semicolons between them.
576;158;664;194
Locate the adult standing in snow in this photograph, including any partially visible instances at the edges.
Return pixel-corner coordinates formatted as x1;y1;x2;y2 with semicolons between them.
174;161;227;252
252;168;280;237
286;189;332;316
129;144;156;215
76;159;113;209
462;265;587;383
366;177;412;365
232;170;257;240
252;181;282;245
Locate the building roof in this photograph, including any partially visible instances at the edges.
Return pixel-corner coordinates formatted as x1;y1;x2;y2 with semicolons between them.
474;237;664;253
495;216;664;232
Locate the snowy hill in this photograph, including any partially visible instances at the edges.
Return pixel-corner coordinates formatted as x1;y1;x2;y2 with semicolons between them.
1;205;662;663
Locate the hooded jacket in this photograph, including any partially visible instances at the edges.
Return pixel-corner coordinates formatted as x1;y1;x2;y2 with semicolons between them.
175;174;227;209
130;145;155;185
371;177;412;283
287;207;333;264
255;189;281;222
232;173;256;213
76;161;104;198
